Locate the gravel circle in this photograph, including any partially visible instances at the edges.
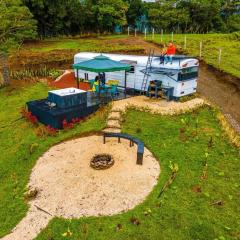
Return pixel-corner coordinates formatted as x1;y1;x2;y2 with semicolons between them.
2;135;160;240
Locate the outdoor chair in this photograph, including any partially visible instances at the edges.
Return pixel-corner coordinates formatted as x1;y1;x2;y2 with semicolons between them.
88;79;95;88
107;80;119;86
109;84;118;97
107;80;119;97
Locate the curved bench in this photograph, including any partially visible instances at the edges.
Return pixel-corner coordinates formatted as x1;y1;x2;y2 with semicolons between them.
103;132;144;165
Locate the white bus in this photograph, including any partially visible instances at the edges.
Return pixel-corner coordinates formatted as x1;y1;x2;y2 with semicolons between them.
74;52;199;99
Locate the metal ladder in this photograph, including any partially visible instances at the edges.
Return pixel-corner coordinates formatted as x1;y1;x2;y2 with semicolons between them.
140;49;155;94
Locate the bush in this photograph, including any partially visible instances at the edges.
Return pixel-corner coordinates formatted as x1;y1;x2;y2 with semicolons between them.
10;67;62;80
226;15;240;33
35;125;58;137
21;107;38;125
49;69;61;80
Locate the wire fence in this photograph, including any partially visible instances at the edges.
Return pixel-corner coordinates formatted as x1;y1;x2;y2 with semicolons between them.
125;28;239;77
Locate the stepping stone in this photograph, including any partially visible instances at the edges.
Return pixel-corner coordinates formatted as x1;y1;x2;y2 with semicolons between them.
111;109;122;113
107;124;121;129
108;111;121;120
107;120;121;129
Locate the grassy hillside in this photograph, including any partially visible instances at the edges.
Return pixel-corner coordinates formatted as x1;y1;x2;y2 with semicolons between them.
0;83;239;239
9;35;146;72
147;33;240;78
23;36;140;53
36;107;239;240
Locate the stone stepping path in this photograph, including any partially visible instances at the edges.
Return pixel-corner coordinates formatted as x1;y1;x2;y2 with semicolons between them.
103;96;206;135
107;120;121;129
108;111;122;120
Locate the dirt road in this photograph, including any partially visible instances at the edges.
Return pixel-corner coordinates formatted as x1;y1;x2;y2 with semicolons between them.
136;39;240;123
198;63;240;122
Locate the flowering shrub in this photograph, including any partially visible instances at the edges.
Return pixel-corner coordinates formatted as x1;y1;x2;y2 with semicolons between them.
21;108;38;125
35;125;58;137
62;119;74;129
62;118;82;130
72;117;81;124
46;125;58;136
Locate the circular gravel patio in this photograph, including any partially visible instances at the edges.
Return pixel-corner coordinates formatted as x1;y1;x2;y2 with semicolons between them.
2;135;160;240
30;135;160;218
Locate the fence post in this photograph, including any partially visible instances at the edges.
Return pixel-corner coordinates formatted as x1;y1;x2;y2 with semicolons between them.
128;27;130;36
161;29;163;42
171;32;174;42
184;35;187;49
152;28;155;40
199;41;203;58
218;48;222;66
135;28;137;37
144;28;147;39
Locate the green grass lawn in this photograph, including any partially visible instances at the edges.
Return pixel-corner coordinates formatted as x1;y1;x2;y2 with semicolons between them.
0;84;239;240
34;107;239;240
0;83;108;237
147;33;240;78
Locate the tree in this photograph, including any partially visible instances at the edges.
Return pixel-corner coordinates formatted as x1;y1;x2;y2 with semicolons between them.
146;0;190;32
0;0;37;52
226;14;240;32
96;0;129;33
0;0;36;86
222;0;240;18
126;0;144;27
177;0;223;33
23;0;69;37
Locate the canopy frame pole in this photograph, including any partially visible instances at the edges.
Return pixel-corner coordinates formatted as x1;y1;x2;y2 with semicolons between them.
124;70;127;98
98;73;101;100
76;69;79;89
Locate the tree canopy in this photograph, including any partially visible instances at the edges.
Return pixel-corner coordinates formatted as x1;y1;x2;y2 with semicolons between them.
0;0;37;52
23;0;239;36
1;0;240;46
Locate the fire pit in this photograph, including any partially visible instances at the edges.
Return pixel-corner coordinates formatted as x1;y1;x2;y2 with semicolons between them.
90;154;114;170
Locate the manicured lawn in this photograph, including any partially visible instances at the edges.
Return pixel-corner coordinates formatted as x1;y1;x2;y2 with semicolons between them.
0;83;108;237
34;107;240;240
147;33;240;78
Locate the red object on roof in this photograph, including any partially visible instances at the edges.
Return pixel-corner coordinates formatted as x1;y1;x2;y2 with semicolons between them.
50;72;91;91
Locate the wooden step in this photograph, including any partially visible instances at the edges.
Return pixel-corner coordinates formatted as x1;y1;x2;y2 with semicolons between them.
107;120;121;129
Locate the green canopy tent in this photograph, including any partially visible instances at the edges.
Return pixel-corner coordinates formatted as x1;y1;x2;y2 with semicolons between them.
72;54;131;98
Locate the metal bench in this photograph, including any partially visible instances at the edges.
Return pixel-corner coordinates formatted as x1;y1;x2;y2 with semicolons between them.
103;132;144;165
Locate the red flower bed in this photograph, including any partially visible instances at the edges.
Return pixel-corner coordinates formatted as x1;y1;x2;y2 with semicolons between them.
21;108;83;135
62;118;83;130
46;125;58;136
21;108;38;125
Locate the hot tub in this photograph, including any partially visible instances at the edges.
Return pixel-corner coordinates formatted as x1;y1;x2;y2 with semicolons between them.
48;88;87;109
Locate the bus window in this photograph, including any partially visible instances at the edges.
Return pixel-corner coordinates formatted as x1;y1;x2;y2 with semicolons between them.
120;60;137;74
129;66;135;74
178;67;198;81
